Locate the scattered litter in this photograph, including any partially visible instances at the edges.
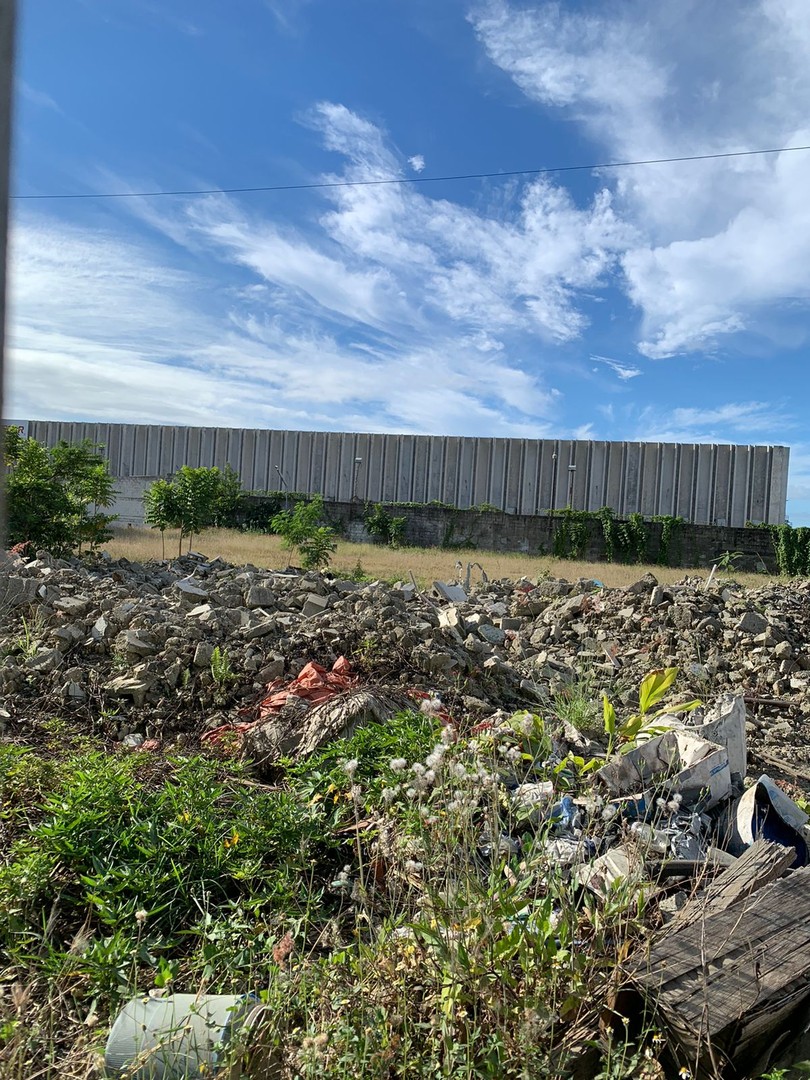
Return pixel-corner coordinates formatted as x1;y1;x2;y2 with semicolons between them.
597;729;732;809
724;772;809;867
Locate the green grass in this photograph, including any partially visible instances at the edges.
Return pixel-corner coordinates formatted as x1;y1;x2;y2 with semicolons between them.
1;704;802;1078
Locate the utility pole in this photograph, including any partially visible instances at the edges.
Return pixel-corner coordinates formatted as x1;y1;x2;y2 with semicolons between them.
351;457;363;502
0;0;15;543
274;464;289;510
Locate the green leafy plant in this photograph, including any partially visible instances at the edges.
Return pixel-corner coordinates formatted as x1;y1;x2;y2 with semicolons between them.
603;667;702;753
771;523;810;576
4;428;117;554
210;646;236;691
143;465;243;556
551;507;591;559
271;494;337;570
363;503;407;547
715;550;744;574
143;478;178;559
652;514;683;566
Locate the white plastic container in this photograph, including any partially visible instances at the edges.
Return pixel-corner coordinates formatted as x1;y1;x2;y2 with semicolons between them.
104;992;268;1079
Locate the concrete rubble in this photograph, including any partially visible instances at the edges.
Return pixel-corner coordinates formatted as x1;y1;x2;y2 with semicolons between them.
1;549;810;766
6;549;810;1072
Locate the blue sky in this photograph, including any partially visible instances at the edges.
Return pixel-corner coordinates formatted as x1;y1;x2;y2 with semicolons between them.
8;0;810;520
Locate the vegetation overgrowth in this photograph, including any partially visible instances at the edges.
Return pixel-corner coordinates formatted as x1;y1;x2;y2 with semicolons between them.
1;686;700;1078
0;540;804;1077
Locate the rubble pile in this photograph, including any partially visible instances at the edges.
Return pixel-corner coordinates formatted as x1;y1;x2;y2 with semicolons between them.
2;549;810;771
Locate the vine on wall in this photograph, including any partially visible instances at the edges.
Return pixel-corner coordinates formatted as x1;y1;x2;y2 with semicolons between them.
551;508;591;559
770;523;810;576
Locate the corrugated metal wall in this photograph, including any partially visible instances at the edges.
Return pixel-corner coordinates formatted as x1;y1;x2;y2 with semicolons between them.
25;421;790;526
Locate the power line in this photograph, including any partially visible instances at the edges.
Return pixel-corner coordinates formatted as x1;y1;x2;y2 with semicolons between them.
11;143;810;202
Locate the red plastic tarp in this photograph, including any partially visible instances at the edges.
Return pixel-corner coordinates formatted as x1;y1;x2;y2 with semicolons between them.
249;656;357;721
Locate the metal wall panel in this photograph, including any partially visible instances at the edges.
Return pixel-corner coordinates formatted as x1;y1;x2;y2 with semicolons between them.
23;421;790;526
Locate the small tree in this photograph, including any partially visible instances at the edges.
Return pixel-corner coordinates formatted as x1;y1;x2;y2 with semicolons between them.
4;429;117;554
212;464;242;526
143;465;244;556
144;479;179;560
271;495;337;570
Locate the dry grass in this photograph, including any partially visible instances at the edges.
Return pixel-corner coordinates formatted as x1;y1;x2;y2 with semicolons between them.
103;527;776;590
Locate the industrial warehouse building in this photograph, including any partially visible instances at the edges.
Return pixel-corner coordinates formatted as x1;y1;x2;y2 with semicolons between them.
20;420;789;529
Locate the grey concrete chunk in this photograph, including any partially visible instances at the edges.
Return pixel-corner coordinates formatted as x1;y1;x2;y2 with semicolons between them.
302;593;329;617
246;584;276;609
175;578;209;603
433;581;467;603
479;624;506;645
737;611;769;635
121;630;158;656
53;596;90;616
193;641;215;668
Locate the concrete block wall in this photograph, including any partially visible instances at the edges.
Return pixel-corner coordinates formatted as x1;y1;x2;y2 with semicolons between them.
325;501;779;570
25;420;789;528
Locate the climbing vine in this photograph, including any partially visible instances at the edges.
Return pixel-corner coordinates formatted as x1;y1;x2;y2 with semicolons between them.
593;506;652;564
617;512;650;564
771;523;810;576
551;508;592;559
363;503;407;547
596;505;617;562
652;514;683;566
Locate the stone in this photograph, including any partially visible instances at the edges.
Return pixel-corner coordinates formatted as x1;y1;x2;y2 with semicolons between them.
439;607;463;631
424;651;458;675
302;593;329;618
186;604;214;619
246;584;276;609
121;630;158;657
626;572;658;595
243;619;276;640
478;624;506;645
737;611;769;635
433;581;467;603
53;596;89;616
91;615;111;641
257;655;285;683
105;672;155;708
193;642;215;668
175;579;209;603
498;617;524;631
25;648;62;672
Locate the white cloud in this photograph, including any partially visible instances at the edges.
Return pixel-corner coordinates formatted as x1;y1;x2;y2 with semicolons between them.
591;354;642;380
471;0;810;357
18;81;61;113
630;400;793;443
7;211;560;437
408;154;426;173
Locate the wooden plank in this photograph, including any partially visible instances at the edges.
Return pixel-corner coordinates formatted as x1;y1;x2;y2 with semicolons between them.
631;866;810;1073
671;839;794;928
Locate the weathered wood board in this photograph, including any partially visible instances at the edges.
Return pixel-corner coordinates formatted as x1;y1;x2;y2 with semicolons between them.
632;850;810;1077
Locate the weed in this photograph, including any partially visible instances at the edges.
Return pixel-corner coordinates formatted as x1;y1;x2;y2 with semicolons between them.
210;645;236;689
552;670;604;737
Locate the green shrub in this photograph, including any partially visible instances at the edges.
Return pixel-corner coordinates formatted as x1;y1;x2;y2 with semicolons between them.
4;427;117;554
144;465;242;557
271;494;337;569
363;503;407;547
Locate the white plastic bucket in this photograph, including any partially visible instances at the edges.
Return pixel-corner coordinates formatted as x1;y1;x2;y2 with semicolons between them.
104;992;268;1079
